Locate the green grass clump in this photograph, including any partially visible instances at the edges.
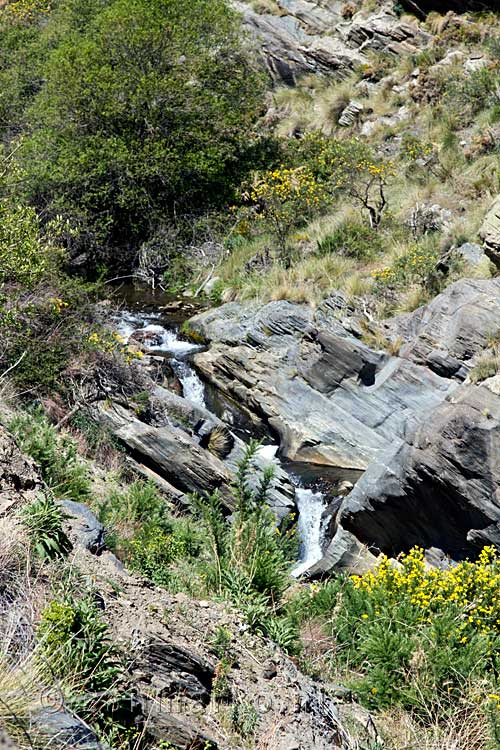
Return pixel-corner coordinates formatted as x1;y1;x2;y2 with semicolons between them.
18;495;71;561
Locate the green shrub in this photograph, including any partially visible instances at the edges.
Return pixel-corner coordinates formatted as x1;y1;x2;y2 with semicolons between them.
317;220;384;260
18;494;72;560
38;594;120;693
17;0;265;267
10;408;91;502
372;236;440;290
289;547;500;721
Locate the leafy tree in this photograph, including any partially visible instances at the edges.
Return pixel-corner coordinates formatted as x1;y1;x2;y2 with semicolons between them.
17;0;265;267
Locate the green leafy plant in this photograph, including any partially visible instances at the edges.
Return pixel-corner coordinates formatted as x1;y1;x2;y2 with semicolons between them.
18;494;71;560
317;220;384;260
10;408;91;502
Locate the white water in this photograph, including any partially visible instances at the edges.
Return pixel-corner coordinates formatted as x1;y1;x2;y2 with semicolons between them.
171;359;206;407
114;311;207;407
292;488;327;577
115;308;328;575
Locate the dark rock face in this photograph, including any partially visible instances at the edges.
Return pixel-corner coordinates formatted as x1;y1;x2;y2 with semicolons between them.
333;386;500;559
401;0;495;18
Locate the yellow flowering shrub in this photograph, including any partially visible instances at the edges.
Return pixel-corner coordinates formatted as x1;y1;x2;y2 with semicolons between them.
371;238;439;289
87;330;143;363
242;166;325;255
290;545;500;723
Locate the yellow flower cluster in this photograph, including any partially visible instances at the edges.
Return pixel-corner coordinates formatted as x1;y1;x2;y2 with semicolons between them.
4;0;51;24
49;297;69;314
87;331;143;362
352;546;500;642
250;166;322;210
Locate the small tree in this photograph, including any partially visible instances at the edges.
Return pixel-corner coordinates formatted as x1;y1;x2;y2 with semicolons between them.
242;166;325;261
295;134;395;229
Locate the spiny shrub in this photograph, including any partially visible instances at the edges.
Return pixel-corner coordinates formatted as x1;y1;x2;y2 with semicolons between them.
317;220;384;260
10;408;91;502
291;547;500;719
18;494;71;561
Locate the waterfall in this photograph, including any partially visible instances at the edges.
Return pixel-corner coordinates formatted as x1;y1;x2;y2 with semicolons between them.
292;488;326;577
171;359;206;407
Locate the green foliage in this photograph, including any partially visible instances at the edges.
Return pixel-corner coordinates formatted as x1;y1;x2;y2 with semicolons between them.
98;479;204;587
12;0;265;265
317;220;384;260
444;66;500;123
230;701;259;736
292;134;395;228
18;494;72;560
288;547;500;722
38;594;120;690
10;408;91;502
372;236;440;290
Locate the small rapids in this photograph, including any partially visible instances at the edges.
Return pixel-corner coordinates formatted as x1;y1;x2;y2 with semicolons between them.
114;310;207;407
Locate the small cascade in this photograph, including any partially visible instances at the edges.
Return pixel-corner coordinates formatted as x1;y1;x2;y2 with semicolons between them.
114;310;207;407
171;359;206;407
292;488;327;577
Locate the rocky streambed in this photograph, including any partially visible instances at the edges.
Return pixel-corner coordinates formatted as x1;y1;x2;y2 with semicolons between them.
103;277;500;576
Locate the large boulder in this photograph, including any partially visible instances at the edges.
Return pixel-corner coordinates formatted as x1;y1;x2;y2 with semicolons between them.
190;299;456;470
321;385;500;565
93;386;296;519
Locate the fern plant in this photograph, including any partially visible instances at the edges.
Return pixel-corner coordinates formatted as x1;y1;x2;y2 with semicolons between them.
19;494;72;560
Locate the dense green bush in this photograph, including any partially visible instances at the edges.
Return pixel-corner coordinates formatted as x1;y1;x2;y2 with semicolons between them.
7;0;265;267
288;547;500;724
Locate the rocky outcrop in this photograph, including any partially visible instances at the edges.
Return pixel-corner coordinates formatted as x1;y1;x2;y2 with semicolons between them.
401;0;495;18
0;427;43;516
93;386;296;519
233;0;429;83
382;279;500;378
190;299;456;470
320;385;500;564
77;547;367;750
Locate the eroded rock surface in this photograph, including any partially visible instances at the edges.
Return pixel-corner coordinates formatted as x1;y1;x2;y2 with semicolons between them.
328;385;500;561
190;299;456;470
233;0;429;83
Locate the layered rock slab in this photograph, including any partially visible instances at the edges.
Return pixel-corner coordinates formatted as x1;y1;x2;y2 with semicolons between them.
190;300;456;470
